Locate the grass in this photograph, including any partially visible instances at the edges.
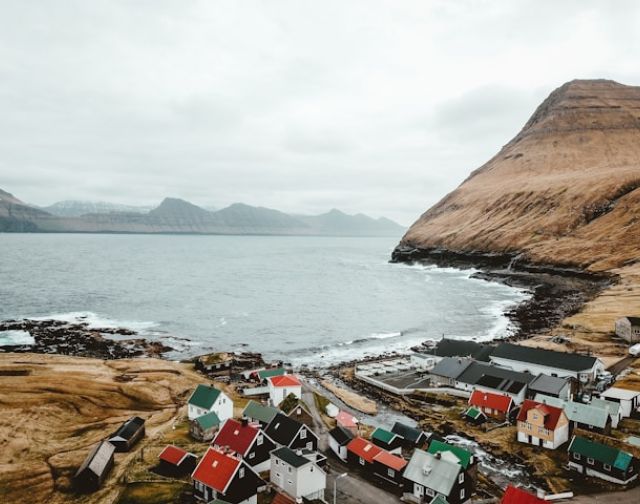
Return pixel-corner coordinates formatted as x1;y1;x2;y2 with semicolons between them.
313;391;330;412
117;481;190;504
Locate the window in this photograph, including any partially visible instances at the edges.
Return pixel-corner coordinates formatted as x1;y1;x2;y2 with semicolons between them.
287;480;293;485
388;468;395;477
458;473;464;483
426;488;434;497
275;472;281;478
275;459;279;465
306;442;313;450
300;429;307;439
460;489;465;499
604;464;611;471
239;467;245;478
288;466;292;473
359;457;365;466
587;458;594;465
249;452;255;459
257;435;263;446
573;453;581;460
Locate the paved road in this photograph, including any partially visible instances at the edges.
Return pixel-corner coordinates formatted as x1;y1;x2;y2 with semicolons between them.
571;486;640;504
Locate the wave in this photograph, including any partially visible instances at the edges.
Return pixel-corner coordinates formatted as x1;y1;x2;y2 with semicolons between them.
340;331;402;346
30;311;158;332
0;330;35;345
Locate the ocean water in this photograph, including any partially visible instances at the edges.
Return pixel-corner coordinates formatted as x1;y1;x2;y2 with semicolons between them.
0;234;529;366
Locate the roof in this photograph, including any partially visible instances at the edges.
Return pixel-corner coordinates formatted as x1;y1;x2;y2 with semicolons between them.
620;316;640;326
501;485;545;504
271;446;313;468
269;375;302;387
188;384;223;410
469;390;513;413
464;407;486;420
264;413;308;446
491;343;598;372
601;387;640;401
568;436;634;471
192;447;241;492
346;437;383;463
528;374;571;395
426;440;473;469
430;357;473;380
371;427;401;445
242;401;279;424
75;440;115;478
373;450;408;471
159;445;191;465
110;416;144;441
517;400;565;430
194;411;221;430
457;361;535;392
429;496;449;504
428;338;494;361
212;419;260;456
336;411;358;428
329;426;354;445
403;449;462;496
591;398;621;417
272;492;296;504
391;422;424;444
534;394;609;429
258;368;286;380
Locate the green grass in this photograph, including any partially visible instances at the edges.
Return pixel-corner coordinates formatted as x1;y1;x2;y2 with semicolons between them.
117;481;190;504
313;391;330;413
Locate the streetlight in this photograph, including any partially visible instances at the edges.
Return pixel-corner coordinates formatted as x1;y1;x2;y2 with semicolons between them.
333;472;348;504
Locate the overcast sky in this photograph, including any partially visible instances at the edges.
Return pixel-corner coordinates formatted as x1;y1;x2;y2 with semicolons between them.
1;1;639;224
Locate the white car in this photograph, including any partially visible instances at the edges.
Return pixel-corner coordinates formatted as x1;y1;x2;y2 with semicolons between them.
629;343;640;356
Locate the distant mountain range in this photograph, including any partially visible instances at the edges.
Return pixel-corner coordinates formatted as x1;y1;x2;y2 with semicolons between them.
0;188;404;236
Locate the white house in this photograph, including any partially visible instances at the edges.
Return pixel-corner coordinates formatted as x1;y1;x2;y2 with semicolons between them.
615;316;640;343
600;387;640;418
270;447;326;502
187;384;233;422
268;375;302;407
328;426;354;462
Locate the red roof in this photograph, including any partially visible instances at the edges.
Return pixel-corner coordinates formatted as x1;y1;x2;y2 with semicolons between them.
346;436;383;463
336;411;358;428
159;445;189;465
192;447;241;492
212;418;260;456
501;485;545;504
517;400;564;430
373;450;407;471
469;390;513;413
272;492;296;504
270;375;302;387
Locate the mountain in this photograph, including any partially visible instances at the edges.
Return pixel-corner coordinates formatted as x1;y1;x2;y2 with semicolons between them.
296;209;406;236
42;200;153;217
0;188;51;232
397;79;640;272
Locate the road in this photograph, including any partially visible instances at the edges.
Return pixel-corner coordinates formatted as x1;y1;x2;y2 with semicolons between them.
607;355;637;376
571;485;640;504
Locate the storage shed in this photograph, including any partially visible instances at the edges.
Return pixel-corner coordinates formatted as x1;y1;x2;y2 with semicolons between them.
73;440;115;492
108;416;145;452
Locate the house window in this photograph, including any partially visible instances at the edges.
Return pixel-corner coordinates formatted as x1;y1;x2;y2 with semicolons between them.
460;489;465;499
604;464;611;471
288;480;293;485
257;436;263;446
359;457;365;466
306;442;313;450
458;473;464;483
388;468;395;477
587;458;594;465
249;452;255;459
239;467;245;478
426;488;434;497
300;429;307;439
288;466;292;473
573;453;581;460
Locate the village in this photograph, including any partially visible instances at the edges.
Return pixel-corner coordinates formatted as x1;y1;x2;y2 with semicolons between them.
67;316;640;504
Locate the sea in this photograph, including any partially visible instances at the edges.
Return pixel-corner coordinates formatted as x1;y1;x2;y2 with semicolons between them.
0;234;529;367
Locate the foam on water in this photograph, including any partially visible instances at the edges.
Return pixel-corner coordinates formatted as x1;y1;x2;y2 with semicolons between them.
0;330;35;345
31;311;159;332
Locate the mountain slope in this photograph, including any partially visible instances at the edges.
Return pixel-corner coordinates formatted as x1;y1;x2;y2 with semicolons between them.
42;200;153;217
0;189;51;231
297;209;405;236
398;79;640;272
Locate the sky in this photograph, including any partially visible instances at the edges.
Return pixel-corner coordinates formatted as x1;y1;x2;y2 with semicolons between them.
1;1;640;225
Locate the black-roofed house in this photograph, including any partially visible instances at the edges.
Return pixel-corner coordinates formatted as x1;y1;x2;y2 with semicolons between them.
615;316;640;343
73;440;115;492
270;447;327;501
456;362;535;404
490;343;604;384
429;357;473;387
265;413;318;452
328;425;354;461
108;416;145;452
527;374;574;401
391;422;428;449
425;338;494;362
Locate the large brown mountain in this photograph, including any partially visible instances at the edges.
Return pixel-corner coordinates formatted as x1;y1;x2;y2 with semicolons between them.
399;79;640;272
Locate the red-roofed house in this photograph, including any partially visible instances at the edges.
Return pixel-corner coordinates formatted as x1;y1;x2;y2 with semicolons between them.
517;400;569;449
212;418;276;473
372;450;407;486
501;485;545;504
192;447;263;504
158;445;197;476
346;436;383;474
268;375;302;407
336;411;359;435
469;390;514;421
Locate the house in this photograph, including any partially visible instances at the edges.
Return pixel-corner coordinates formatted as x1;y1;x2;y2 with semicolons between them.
346;436;383;472
191;411;222;442
192;447;263;504
268;375;302;407
500;485;545;504
108;416;145;452
516;400;569;449
73;440;115;492
600;386;640;418
468;390;513;421
371;427;404;454
568;436;638;485
456;362;535;404
591;398;622;428
282;399;315;431
188;384;233;423
490;343;604;383
372;450;408;486
257;368;287;383
527;374;573;401
270;447;326;501
264;413;318;452
426;440;476;479
534;394;611;434
328;425;354;461
158;445;198;476
241;401;280;429
391;421;428;449
410;352;437;371
403;448;472;504
336;410;359;434
429;357;473;387
462;407;487;425
212;418;276;473
615;316;640;343
196;352;233;375
424;338;494;362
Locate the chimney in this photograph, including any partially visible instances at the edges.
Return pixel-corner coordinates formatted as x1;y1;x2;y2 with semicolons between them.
435;452;441;460
241;417;248;427
296;449;303;456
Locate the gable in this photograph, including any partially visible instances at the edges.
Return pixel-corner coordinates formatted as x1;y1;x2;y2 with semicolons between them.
189;384;222;410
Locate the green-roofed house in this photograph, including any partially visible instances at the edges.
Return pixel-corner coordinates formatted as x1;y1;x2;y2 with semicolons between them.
242;400;280;428
427;439;477;481
257;368;287;382
190;410;221;441
568;436;638;485
463;407;487;426
187;384;233;423
371;427;404;454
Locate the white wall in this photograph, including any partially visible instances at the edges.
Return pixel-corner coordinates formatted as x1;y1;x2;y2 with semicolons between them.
329;436;347;461
490;356;602;383
270;454;326;500
214;392;234;423
269;384;301;407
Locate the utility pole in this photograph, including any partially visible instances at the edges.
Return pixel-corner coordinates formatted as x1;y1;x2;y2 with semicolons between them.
333;472;348;504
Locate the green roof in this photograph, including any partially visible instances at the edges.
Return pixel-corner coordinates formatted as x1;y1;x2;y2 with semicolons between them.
372;427;399;444
569;436;633;471
242;400;279;424
429;496;449;504
427;440;473;469
188;384;222;410
194;410;221;430
258;368;286;380
464;407;485;420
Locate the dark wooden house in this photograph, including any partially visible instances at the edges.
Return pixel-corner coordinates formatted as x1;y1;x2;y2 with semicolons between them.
108;416;145;452
391;422;428;449
346;436;383;474
568;436;638;485
158;445;198;477
264;413;318;452
371;427;404;454
212;417;276;473
372;450;407;486
73;440;115;492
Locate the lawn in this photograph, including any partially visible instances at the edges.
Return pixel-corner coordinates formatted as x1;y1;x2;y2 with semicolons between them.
117;481;190;504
